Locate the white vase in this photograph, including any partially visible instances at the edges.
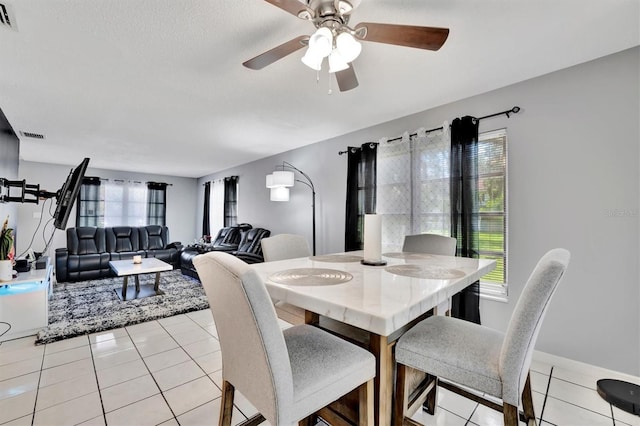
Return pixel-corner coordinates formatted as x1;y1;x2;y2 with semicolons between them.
0;260;12;282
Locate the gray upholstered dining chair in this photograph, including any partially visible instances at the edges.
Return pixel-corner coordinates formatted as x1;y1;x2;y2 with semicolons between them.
402;233;457;256
393;248;570;426
193;252;376;426
261;233;311;262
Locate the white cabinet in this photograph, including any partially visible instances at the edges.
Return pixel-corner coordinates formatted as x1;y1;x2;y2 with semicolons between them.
0;263;52;342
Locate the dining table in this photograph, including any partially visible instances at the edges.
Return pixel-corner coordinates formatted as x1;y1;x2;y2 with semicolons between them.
250;250;496;426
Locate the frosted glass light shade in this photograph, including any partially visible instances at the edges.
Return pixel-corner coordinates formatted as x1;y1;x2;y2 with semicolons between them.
309;27;333;58
328;50;349;73
270;186;290;202
336;32;362;63
301;48;323;71
272;171;295;187
266;174;274;188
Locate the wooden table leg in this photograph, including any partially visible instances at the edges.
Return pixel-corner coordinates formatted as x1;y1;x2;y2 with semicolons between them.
369;333;394;426
134;275;140;293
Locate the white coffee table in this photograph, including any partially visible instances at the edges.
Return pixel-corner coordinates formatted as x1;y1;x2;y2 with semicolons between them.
109;258;173;301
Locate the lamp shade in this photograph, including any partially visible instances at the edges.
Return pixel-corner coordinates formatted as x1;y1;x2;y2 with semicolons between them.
308;27;333;58
270;186;290;202
272;170;295;187
336;32;362;63
266;174;274;188
301;47;323;71
328;49;349;73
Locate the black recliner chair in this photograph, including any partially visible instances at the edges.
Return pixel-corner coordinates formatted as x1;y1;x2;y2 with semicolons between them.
232;227;271;264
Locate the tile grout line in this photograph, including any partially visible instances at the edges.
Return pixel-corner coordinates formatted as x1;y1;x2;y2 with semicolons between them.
125;320;180;425
159;312;255;423
29;341;46;426
87;335;110;426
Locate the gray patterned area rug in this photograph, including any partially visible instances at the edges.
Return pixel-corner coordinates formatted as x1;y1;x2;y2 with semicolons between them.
36;270;209;345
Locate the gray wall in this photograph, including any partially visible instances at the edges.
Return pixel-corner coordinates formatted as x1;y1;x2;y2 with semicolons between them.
199;47;640;375
16;161;198;258
0;109;19;239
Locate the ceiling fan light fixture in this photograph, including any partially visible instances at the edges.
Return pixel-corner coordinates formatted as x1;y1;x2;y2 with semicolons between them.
308;27;333;58
301;48;323;70
328;49;349;73
336;32;362;62
336;0;353;14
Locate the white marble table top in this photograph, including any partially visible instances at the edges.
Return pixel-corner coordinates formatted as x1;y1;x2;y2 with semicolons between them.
109;258;173;276
250;251;496;336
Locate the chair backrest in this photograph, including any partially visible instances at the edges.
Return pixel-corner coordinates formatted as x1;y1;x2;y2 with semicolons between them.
402;233;457;256
66;227;106;255
106;226;140;253
237;228;271;255
261;234;311;262
211;226;240;248
499;248;570;405
193;252;293;424
140;225;169;250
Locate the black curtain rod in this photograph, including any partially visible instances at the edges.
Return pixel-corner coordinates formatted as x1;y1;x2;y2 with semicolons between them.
338;106;521;155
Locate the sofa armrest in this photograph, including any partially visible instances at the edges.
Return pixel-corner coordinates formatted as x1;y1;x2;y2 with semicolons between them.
233;251;264;264
165;241;183;251
55;248;69;283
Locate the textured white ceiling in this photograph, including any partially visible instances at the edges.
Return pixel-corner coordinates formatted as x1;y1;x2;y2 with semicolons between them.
1;0;638;178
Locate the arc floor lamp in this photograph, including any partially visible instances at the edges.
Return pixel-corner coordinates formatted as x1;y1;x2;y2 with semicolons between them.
266;162;316;255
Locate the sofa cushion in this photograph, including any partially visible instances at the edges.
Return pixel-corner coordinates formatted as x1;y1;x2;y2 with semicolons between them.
140;225;169;251
106;227;140;253
67;227;106;255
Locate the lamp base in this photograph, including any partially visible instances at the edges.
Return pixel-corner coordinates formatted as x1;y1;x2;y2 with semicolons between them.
361;259;387;266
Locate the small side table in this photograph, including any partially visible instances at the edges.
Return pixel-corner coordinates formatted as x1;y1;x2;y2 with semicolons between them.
597;379;640;417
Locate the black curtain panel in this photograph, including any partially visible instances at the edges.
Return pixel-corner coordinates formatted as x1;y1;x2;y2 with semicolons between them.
76;176;103;227
146;182;167;226
345;143;377;251
450;116;482;324
223;176;238;227
202;181;211;237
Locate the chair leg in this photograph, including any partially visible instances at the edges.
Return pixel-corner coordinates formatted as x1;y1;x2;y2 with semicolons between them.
220;380;235;426
424;376;438;415
393;363;408;426
298;417;312;426
503;403;519;426
359;379;374;426
522;372;536;422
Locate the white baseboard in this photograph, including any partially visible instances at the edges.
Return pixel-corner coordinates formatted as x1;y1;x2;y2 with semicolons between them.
533;350;640;383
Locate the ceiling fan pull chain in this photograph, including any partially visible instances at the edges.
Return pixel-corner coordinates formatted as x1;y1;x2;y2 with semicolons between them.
328;72;333;95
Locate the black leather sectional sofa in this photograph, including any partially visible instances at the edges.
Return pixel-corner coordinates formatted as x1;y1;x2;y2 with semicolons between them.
55;225;182;282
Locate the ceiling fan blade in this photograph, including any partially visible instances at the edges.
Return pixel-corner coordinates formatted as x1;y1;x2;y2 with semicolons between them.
243;35;309;70
354;22;449;51
335;65;358;92
264;0;315;19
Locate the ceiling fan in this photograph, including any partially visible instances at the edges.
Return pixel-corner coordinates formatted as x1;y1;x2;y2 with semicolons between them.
242;0;449;92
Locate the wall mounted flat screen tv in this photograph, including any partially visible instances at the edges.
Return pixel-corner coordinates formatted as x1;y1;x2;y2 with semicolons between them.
53;158;90;230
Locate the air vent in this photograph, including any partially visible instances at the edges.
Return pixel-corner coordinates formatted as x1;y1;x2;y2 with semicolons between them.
20;131;45;139
0;3;16;30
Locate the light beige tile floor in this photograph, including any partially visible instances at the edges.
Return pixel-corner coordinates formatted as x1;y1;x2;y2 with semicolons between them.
0;309;638;426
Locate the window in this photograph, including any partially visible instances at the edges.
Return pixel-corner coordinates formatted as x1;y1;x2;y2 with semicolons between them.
147;182;167;226
377;127;508;297
76;179;168;228
477;129;508;296
77;177;104;227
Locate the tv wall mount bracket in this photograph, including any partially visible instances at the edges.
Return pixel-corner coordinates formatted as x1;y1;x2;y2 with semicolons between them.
0;178;58;204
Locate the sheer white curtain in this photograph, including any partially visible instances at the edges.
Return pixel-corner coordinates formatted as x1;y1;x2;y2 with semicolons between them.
209;179;225;234
103;180;147;227
376;126;451;251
